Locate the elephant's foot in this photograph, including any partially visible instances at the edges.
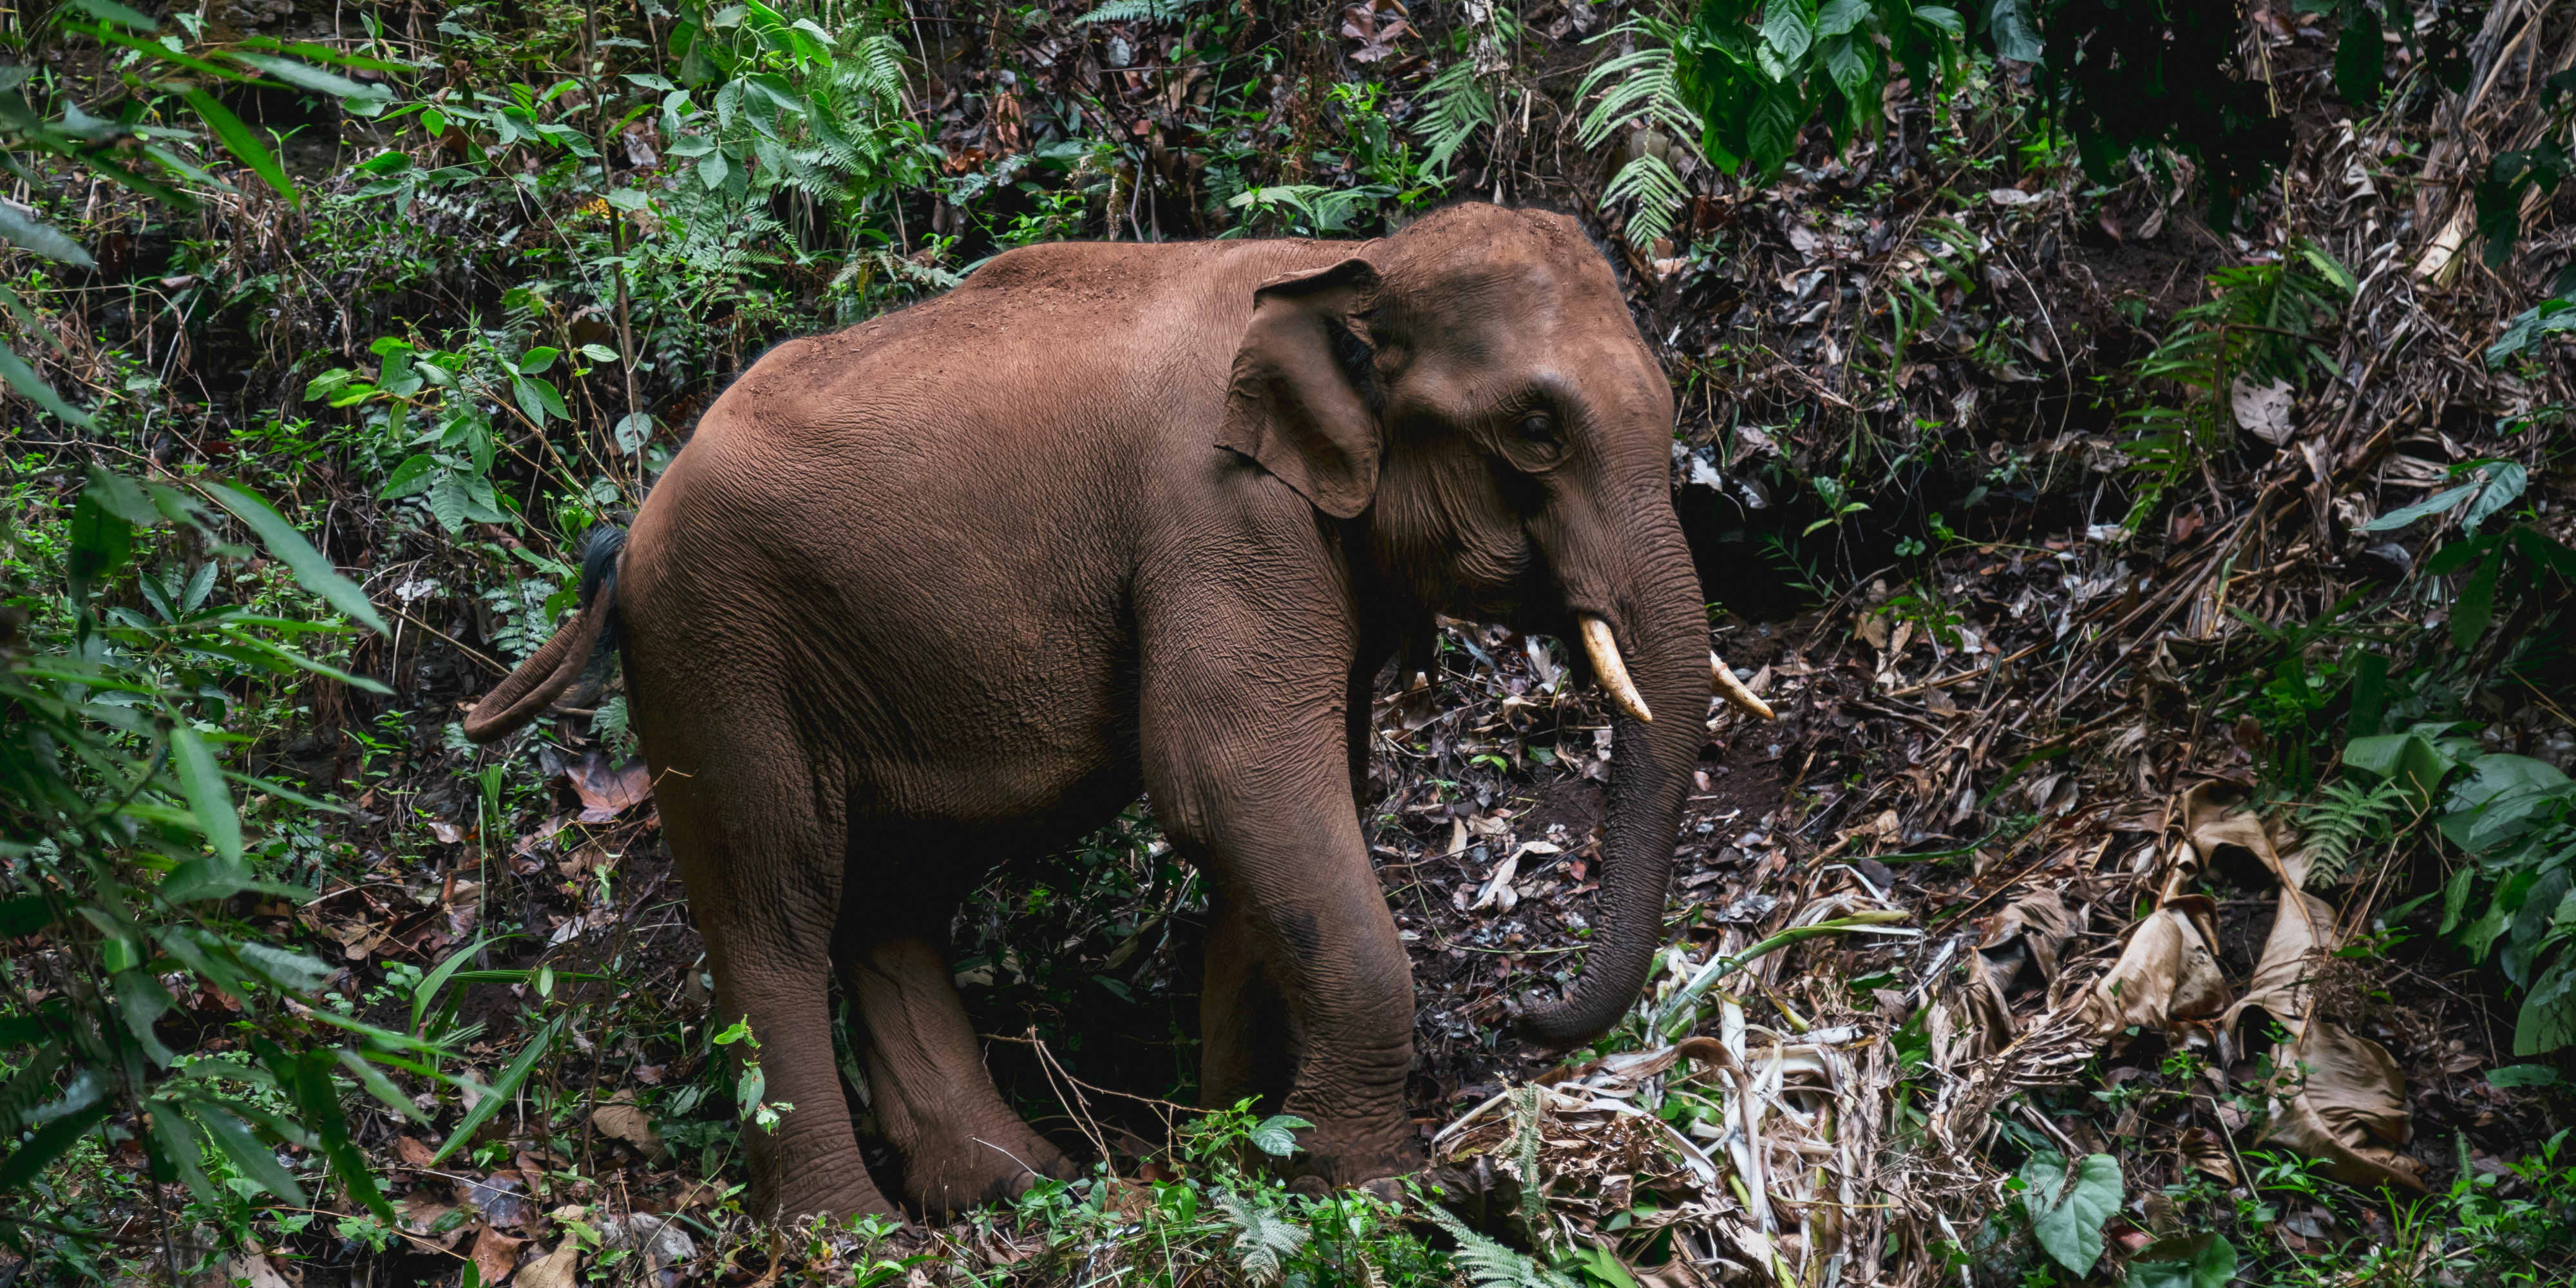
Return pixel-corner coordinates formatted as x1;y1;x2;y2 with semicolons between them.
746;1141;902;1225
1280;1119;1425;1197
902;1126;1076;1218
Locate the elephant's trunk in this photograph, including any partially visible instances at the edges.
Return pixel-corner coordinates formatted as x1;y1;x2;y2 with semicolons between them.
1519;514;1713;1048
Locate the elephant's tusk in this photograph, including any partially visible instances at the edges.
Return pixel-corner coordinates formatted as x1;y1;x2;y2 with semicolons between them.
1711;651;1777;720
1578;616;1653;723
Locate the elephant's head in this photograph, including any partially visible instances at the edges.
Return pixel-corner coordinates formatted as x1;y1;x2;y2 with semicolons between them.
1216;202;1773;1047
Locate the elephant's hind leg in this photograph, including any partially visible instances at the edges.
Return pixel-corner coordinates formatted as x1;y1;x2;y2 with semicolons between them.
648;710;896;1221
842;927;1073;1215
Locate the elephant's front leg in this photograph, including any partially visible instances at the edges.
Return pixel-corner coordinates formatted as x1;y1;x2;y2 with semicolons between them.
1142;675;1421;1186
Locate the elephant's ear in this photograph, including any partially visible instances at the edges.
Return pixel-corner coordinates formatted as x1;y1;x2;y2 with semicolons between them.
1215;257;1382;520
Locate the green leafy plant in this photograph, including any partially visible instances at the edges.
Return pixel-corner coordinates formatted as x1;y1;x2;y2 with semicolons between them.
2018;1150;2121;1276
2118;242;2354;535
0;470;475;1267
0;6;402;424
1669;0;1965;180
1575;21;1705;248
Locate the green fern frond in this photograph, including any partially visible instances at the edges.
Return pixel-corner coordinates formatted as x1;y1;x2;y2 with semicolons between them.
1574;40;1702;150
2299;778;2409;886
1414;61;1497;176
1420;1202;1578;1288
839;32;908;111
1214;1192;1309;1285
1074;0;1203;23
1575;21;1703;250
1602;153;1689;249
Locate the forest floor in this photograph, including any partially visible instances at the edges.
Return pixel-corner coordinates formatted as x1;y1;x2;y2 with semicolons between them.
7;2;2576;1287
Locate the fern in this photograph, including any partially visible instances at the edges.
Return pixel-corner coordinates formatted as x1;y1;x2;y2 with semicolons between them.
1600;153;1689;250
839;32;907;111
1413;60;1497;176
2116;240;2354;535
1575;23;1705;249
2299;778;2409;886
1575;35;1703;149
1419;1203;1577;1288
1214;1192;1309;1285
1074;0;1204;23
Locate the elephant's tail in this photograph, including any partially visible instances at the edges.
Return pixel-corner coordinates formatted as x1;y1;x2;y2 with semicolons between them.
462;526;627;744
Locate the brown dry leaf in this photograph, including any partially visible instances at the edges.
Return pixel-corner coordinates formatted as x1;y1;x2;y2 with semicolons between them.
2079;895;2229;1036
392;1135;437;1167
1958;951;2018;1057
1978;886;2077;981
2179;1128;2236;1184
566;750;650;823
468;1224;527;1285
516;1242;582;1288
591;1092;668;1162
2260;1020;2425;1192
2224;884;2338;1040
2231;376;2297;444
2183;782;2293;884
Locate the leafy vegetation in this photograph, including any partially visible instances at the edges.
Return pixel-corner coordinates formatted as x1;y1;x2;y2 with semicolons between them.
4;0;2573;1283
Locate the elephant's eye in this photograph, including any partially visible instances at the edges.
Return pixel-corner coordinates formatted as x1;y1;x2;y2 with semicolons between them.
1513;413;1559;445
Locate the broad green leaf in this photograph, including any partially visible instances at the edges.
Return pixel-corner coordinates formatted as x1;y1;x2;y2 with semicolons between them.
2462;461;2528;532
168;723;243;867
2024;1152;2121;1275
697;148;730;190
2340;732;2455;799
0;203;95;267
339;1048;430;1122
1745;82;1806;176
2452;542;2503;649
1758;0;1815;70
236;942;333;992
2440;862;2474;934
614;412;654;453
413;934;500;1036
2125;1233;2234;1288
2333;5;2384;107
68;0;158;28
2362;480;2477;531
2486;1063;2562;1088
67;488;133;601
182;87;296;204
511;374;551;426
1248;1113;1312;1157
1817;0;1870;38
380;453;441;499
224;51;387;101
144;1099;223;1206
202;480;388;633
189;1100;309;1203
283;1052;395;1220
0;340;94;426
1;1103;113;1191
517;346;562;374
2512;964;2576;1056
113;970;179;1066
426;471;471;533
1986;0;2045;62
85;469;164;526
236;36;414;73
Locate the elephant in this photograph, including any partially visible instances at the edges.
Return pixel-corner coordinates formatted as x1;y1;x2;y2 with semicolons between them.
462;201;1774;1221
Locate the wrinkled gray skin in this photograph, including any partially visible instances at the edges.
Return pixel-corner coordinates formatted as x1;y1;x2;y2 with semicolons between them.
467;203;1730;1221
